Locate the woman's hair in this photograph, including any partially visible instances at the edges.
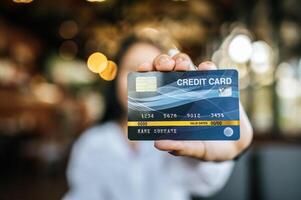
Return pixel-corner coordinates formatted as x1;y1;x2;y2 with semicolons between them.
101;31;178;123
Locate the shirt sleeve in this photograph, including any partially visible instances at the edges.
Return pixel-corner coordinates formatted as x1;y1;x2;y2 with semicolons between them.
166;155;234;197
62;134;107;200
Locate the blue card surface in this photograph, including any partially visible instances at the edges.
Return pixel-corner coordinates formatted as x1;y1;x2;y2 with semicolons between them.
128;70;240;140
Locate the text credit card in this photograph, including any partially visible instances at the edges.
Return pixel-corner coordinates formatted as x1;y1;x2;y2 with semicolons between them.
128;70;240;140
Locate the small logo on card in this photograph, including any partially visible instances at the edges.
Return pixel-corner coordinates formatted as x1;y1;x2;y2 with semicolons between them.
219;86;232;97
224;127;234;137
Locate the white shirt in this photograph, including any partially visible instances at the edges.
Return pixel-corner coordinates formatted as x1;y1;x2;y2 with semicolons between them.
63;121;234;200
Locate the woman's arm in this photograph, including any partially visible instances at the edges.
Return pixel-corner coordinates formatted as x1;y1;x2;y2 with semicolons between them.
63;128;107;200
166;155;234;197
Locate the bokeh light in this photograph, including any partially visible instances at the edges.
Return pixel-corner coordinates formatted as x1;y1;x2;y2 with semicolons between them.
59;20;78;39
250;41;272;74
59;40;78;60
228;34;253;63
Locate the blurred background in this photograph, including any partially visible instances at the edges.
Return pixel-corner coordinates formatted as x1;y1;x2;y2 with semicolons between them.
0;0;300;200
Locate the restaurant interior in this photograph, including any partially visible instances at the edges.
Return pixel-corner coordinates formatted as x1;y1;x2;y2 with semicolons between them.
0;0;301;199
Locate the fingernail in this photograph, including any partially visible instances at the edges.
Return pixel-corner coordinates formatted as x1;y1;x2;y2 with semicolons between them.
199;61;217;70
203;61;216;69
176;57;184;64
176;57;190;67
158;56;172;67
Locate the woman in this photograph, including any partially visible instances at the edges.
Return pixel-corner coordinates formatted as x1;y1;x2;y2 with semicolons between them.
63;33;253;200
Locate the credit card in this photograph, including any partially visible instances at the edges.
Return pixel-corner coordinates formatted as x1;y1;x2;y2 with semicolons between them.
127;70;240;140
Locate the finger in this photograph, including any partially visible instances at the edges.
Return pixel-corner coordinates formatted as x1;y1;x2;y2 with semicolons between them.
154;140;184;151
198;61;217;71
137;62;153;72
154;140;206;159
172;53;194;71
153;54;175;71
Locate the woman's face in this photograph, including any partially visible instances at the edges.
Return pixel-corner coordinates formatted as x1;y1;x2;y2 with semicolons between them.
116;42;161;113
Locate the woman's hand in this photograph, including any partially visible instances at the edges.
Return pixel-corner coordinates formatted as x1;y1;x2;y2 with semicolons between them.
137;53;253;161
